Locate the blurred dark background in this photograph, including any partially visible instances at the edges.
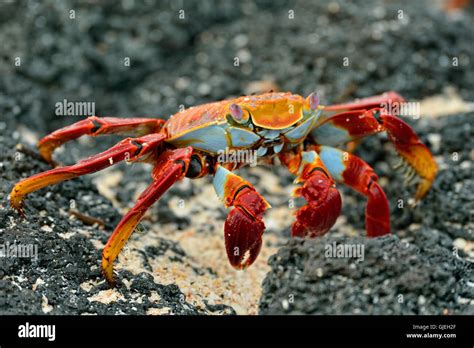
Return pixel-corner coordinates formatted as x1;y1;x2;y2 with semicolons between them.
1;0;472;136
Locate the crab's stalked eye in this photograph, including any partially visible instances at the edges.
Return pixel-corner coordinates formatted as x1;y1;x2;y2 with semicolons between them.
305;92;320;111
229;104;249;124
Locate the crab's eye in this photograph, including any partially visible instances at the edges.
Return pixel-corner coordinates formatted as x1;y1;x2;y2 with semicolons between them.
229;104;249;124
305;92;320;110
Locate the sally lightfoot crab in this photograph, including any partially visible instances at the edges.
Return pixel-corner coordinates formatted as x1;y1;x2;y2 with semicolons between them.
10;91;437;285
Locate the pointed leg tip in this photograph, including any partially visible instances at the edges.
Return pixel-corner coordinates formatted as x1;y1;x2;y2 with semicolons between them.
18;209;26;218
42;155;55;166
37;144;56;165
415;178;434;201
12;205;26;218
9;193;26;217
366;209;391;237
101;258;116;287
366;182;391;237
102;269;116;287
366;222;391;238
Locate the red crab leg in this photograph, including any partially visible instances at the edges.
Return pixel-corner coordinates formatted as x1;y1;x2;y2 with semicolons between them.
324;91;405;112
312;107;437;200
213;165;270;269
314;91;405;145
280;150;342;238
313;92;404;159
102;147;192;285
315;145;390;237
38;116;165;164
10;133;166;215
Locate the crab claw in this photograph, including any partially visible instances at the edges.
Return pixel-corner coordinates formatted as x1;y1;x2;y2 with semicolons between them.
291;171;342;238
224;187;268;269
380;114;438;200
213;166;270;269
225;207;264;269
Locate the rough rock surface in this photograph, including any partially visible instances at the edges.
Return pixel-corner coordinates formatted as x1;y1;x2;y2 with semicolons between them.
0;135;220;315
259;235;473;315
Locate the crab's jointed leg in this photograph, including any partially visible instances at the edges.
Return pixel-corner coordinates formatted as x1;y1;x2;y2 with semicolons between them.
312;93;437;200
102;147;193;284
212;165;270;269
10;133;166;215
324;91;406;113
38;116;165;164
280;150;342;238
316;145;390;237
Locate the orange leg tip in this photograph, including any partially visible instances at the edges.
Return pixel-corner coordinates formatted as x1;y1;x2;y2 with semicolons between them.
38;145;53;165
9;187;25;216
224;207;264;269
415;177;435;201
101;257;116;286
398;146;437;201
381;114;437;199
12;204;25;218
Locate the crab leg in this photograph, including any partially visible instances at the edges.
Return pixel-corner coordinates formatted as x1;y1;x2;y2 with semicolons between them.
280;150;342;238
212;165;270;269
324;91;405;113
38;116;165;164
10;133;166;215
315;145;390;237
312;107;437;200
102;147;192;284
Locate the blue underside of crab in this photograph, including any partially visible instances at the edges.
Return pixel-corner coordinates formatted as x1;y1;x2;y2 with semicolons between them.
166;108;323;157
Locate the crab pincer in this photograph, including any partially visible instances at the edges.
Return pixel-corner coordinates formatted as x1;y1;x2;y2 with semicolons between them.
291;170;342;238
213;165;270;269
281;150;342;238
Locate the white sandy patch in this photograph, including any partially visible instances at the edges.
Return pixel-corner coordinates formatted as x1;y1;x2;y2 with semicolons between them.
87;289;125;304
